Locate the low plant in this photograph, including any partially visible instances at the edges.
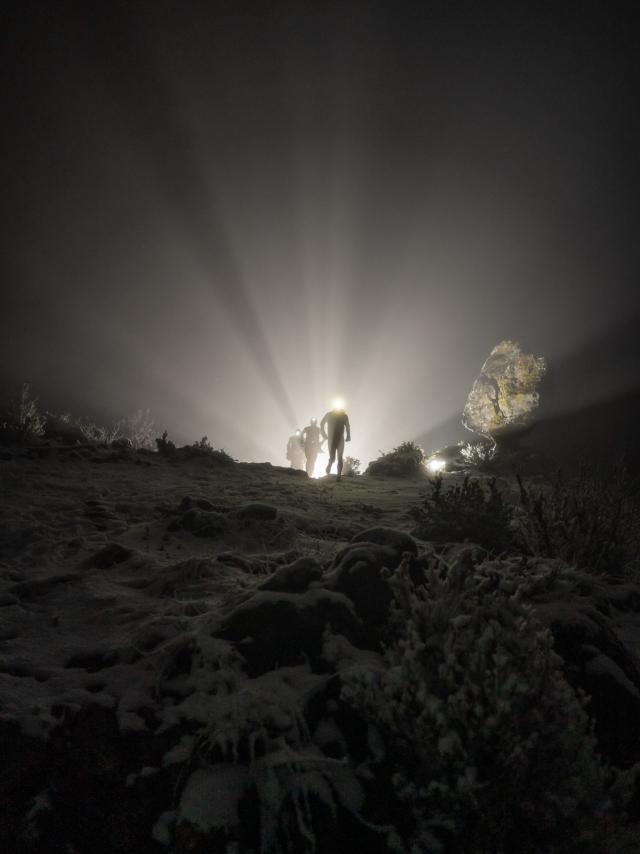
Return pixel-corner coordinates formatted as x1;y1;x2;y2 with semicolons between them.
156;430;177;457
366;440;425;477
186;436;235;464
342;456;361;476
123;408;155;450
459;441;496;471
516;463;640;576
342;553;609;853
411;475;514;554
5;383;46;437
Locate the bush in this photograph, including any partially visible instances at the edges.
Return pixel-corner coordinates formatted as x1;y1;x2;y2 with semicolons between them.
342;456;361;477
156;430;177;457
516;464;640;576
342;553;608;853
156;433;235;465
75;408;155;449
76;416;124;445
5;383;45;437
411;475;514;554
123;408;155;450
366;441;425;477
185;436;235;464
459;441;496;471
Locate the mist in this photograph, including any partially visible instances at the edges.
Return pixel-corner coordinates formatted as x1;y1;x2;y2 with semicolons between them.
2;3;639;465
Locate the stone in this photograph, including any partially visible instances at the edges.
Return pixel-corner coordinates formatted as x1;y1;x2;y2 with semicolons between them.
235;503;278;521
217;588;363;676
181;508;228;538
258;556;323;593
43;415;85;445
324;542;400;640
350;527;419;558
111;437;133;450
537;600;640;767
84;543;133;569
462;340;546;441
179;495;216;512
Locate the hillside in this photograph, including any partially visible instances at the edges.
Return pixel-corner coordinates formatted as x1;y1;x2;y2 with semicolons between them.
2;440;640;853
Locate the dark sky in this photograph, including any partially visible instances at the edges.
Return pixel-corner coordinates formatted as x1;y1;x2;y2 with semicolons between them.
2;2;639;464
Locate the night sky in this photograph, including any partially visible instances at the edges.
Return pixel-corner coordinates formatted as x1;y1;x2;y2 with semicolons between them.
2;2;639;465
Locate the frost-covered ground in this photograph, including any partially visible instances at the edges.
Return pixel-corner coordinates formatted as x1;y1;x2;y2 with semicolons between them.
2;442;640;853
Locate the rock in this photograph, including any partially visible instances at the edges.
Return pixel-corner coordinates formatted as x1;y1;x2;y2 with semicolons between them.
217;589;363;676
324;542;401;639
537;600;640;766
181;508;228;538
462;340;546;441
259;556;323;593
350;527;418;558
84;543;133;569
43;415;86;445
179;495;216;512
235;503;278;521
85;543;133;569
111;437;133;450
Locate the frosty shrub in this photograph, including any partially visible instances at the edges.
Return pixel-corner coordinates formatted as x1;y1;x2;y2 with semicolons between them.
366;441;425;477
186;436;235;464
7;382;45;437
342;456;361;476
75;409;155;448
156;430;177;457
153;632;368;853
459;441;496;471
76;416;124;445
123;407;155;449
516;465;640;576
411;475;514;554
342;553;608;854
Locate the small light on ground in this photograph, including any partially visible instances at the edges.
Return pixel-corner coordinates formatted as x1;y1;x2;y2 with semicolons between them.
426;457;446;474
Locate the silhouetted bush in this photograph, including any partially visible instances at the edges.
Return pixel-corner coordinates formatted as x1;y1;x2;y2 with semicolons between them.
184;436;235;464
459;440;496;471
411;474;514;553
156;430;177;457
342;456;361;476
76;408;155;449
2;383;46;437
366;440;425;477
516;464;640;576
342;552;609;853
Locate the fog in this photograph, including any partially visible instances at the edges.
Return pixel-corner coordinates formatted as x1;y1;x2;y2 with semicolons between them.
2;3;639;465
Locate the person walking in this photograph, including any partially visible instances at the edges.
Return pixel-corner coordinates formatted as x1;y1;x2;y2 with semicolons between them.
320;400;351;481
302;417;324;477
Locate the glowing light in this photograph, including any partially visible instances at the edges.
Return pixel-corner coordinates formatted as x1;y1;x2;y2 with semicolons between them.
312;450;330;478
426;457;446;474
331;397;345;411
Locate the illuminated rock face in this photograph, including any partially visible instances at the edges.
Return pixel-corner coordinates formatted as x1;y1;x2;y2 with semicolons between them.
463;340;546;440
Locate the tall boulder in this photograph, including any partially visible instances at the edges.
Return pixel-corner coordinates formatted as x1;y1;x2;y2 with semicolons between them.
462;340;546;442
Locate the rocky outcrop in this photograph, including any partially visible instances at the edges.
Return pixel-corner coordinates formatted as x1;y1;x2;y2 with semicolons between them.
462;340;546;441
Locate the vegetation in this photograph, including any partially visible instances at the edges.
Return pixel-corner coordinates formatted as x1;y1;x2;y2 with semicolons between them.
76;408;156;449
156;431;235;465
342;456;361;476
516;464;640;576
411;464;640;578
342;552;609;853
366;440;425;477
1;382;46;437
459;440;496;470
411;475;514;554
